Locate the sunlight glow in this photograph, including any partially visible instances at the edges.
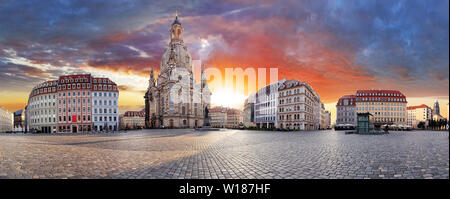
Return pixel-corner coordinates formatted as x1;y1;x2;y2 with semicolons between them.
210;87;247;109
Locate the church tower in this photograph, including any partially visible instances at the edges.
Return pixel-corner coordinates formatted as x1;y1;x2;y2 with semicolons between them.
149;67;155;88
433;100;440;116
145;12;211;129
159;13;192;73
170;13;183;45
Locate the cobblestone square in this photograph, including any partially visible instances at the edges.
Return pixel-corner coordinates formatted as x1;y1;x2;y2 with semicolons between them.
0;130;448;179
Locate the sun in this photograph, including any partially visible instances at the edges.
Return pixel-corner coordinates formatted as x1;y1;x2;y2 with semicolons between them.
210;88;247;109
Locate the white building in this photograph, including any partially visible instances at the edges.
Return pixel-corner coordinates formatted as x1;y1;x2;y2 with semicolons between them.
92;77;119;131
0;106;13;133
407;104;432;128
26;80;58;133
254;78;286;129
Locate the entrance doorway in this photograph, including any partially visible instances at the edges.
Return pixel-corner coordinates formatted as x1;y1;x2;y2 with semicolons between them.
169;119;174;128
72;126;77;133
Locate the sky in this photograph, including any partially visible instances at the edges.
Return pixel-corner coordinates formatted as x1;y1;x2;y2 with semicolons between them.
0;0;449;121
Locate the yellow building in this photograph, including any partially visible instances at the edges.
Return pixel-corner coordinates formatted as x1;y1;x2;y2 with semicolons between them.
355;90;407;126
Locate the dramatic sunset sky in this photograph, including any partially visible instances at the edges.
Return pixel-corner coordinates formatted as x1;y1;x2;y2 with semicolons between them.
0;0;449;121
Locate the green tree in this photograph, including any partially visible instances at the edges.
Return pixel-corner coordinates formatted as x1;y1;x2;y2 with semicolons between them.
417;121;425;130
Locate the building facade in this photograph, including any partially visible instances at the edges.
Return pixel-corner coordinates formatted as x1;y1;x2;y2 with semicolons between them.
210;106;227;128
26;80;58;133
255;79;286;129
336;95;357;128
325;110;331;129
355;90;407;126
319;103;328;130
144;15;211;129
57;74;94;133
92;77;119;132
226;109;243;128
119;110;145;130
243;93;256;127
26;74;119;133
407;104;432;128
13;110;25;132
0;106;13;133
277;79;321;130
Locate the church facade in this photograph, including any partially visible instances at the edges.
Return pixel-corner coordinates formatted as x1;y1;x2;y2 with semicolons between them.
144;15;211;128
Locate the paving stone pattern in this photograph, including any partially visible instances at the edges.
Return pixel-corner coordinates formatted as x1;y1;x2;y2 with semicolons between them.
0;130;448;179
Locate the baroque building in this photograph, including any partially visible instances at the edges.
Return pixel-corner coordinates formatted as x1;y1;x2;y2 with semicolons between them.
336;95;357;128
277;79;321;130
25;74;119;133
144;14;211;128
355;90;407;125
119;110;145;130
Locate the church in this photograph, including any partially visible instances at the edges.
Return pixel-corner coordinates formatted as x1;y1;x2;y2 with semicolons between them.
144;14;211;128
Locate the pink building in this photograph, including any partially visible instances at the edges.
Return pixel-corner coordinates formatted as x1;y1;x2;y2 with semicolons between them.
57;74;93;133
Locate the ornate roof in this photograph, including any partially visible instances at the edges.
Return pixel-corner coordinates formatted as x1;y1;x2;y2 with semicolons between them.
172;15;181;26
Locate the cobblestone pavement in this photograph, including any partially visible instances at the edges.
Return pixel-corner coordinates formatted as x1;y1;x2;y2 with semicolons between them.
0;129;448;179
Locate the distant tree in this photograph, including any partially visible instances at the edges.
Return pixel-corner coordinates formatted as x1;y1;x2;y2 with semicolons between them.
439;119;447;130
417;121;426;130
428;119;435;130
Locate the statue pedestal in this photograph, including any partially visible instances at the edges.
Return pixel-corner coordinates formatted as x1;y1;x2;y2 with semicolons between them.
196;117;219;131
203;117;211;127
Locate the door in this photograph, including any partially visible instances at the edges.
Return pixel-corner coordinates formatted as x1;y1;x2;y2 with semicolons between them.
169;119;174;128
72;126;77;133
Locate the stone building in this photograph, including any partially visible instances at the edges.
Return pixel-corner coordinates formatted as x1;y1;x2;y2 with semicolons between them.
336;95;357;128
144;14;211;128
209;106;243;128
13;109;25;132
324;110;331;129
119;110;145;130
319;104;331;130
277;79;321;130
320;103;326;130
0;106;13;133
243;93;256;127
226;108;243;128
210;106;227;128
